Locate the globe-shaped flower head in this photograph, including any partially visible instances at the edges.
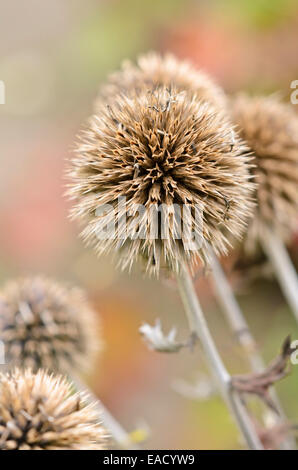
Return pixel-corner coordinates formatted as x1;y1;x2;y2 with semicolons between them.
0;369;107;450
96;52;226;109
68;86;254;275
0;277;100;373
231;94;298;252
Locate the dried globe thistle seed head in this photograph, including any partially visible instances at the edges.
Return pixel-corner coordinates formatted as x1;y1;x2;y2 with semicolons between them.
68;86;254;276
0;368;107;450
231;94;298;252
96;51;227;110
0;277;100;374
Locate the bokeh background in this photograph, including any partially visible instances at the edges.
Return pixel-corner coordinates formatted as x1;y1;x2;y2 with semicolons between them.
0;0;298;449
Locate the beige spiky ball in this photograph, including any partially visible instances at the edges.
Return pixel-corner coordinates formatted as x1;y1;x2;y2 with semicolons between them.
0;369;107;450
68;86;254;275
0;277;100;373
96;51;226;109
231;94;298;252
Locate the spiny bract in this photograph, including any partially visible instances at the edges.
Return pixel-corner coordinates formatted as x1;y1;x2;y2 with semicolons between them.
231;94;298;252
96;51;226;109
0;369;107;450
0;277;100;373
68;86;254;275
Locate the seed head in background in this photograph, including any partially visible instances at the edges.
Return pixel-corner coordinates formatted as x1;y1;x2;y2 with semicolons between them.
0;369;107;450
96;52;226;109
68;86;255;275
231;94;298;253
0;277;100;374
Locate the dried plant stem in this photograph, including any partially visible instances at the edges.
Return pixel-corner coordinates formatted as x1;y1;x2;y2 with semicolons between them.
260;227;298;324
176;262;263;450
71;373;139;450
208;248;295;450
208;248;263;371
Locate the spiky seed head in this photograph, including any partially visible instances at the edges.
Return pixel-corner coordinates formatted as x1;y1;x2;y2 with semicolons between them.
96;51;226;109
0;277;100;374
68;86;254;275
0;368;107;450
231;94;298;251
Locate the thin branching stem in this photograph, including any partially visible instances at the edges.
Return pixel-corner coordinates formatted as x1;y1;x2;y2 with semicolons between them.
176;261;263;450
260;226;298;324
208;247;295;450
208;248;263;371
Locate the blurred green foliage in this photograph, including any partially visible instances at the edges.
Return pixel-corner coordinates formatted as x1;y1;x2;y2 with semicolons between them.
221;0;297;28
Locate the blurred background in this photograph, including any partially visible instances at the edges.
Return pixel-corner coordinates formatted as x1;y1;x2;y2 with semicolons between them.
0;0;298;449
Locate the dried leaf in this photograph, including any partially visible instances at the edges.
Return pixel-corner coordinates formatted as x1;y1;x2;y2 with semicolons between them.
232;336;297;413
